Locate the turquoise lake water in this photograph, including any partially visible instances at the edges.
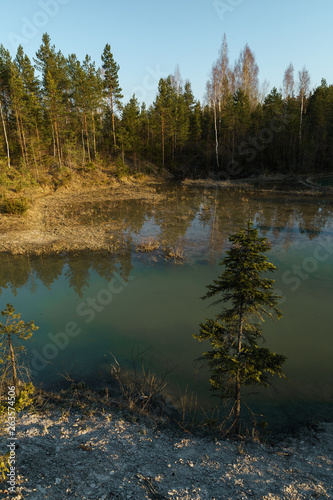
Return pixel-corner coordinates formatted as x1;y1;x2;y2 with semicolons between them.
1;186;333;432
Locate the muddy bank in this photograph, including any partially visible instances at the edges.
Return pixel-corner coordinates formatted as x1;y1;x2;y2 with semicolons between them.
182;174;333;194
1;174;332;256
0;180;165;255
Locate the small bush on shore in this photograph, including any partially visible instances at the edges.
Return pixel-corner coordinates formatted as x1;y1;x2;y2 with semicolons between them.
0;196;29;215
0;453;10;482
85;162;97;171
115;157;130;178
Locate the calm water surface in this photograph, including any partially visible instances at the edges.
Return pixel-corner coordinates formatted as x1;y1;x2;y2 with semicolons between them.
1;187;333;432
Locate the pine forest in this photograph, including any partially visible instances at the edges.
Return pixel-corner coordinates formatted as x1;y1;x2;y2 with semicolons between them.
1;33;332;181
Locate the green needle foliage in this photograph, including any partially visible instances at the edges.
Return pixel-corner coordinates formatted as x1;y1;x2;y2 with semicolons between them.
0;33;331;177
0;306;37;484
194;220;287;435
0;304;38;396
102;43;123;149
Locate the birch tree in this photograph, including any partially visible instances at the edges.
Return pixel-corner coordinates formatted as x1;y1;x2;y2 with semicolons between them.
282;63;295;100
206;34;231;169
298;66;311;148
234;44;259;109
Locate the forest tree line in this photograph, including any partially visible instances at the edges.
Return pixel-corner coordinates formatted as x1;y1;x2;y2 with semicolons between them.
1;32;333;180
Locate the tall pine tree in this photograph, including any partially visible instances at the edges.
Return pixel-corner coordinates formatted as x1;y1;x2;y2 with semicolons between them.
34;33;70;166
0;44;12;167
101;44;123;149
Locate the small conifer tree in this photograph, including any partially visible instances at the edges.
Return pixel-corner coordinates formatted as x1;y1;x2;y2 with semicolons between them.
194;221;287;435
0;304;38;396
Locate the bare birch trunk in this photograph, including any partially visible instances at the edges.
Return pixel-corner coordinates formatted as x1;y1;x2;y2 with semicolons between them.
214;104;219;169
299;96;304;169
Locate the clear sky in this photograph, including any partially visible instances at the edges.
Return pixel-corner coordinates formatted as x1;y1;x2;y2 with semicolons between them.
1;0;333;106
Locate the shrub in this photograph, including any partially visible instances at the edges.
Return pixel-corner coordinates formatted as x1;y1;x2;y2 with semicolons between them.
0;383;35;484
0;304;38;394
0;383;34;415
0;453;9;482
115;157;130;178
85;162;97;171
0;196;29;215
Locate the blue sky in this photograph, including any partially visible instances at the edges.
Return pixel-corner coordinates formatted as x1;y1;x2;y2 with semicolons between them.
1;0;333;106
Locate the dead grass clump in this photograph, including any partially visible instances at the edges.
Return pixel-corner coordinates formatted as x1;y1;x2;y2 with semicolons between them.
109;352;180;422
163;246;186;263
135;238;160;253
132;173;154;183
136;239;187;263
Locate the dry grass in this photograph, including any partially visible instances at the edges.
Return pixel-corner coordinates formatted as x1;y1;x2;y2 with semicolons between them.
135;238;188;264
163;245;187;263
182;179;232;188
135;238;161;253
110;354;169;415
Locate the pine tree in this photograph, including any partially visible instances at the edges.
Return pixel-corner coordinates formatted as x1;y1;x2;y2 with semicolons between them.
304;79;333;171
227;88;252;174
154;78;169;169
190;101;202;146
261;88;284;171
0;304;38;396
138;102;150;161
176;80;192;155
101;44;123;148
194;221;286;435
14;46;43;174
0;45;12;167
82;55;103;158
67;53;98;165
121;94;141;168
10;64;29;167
34;33;70;167
153;76;179;169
